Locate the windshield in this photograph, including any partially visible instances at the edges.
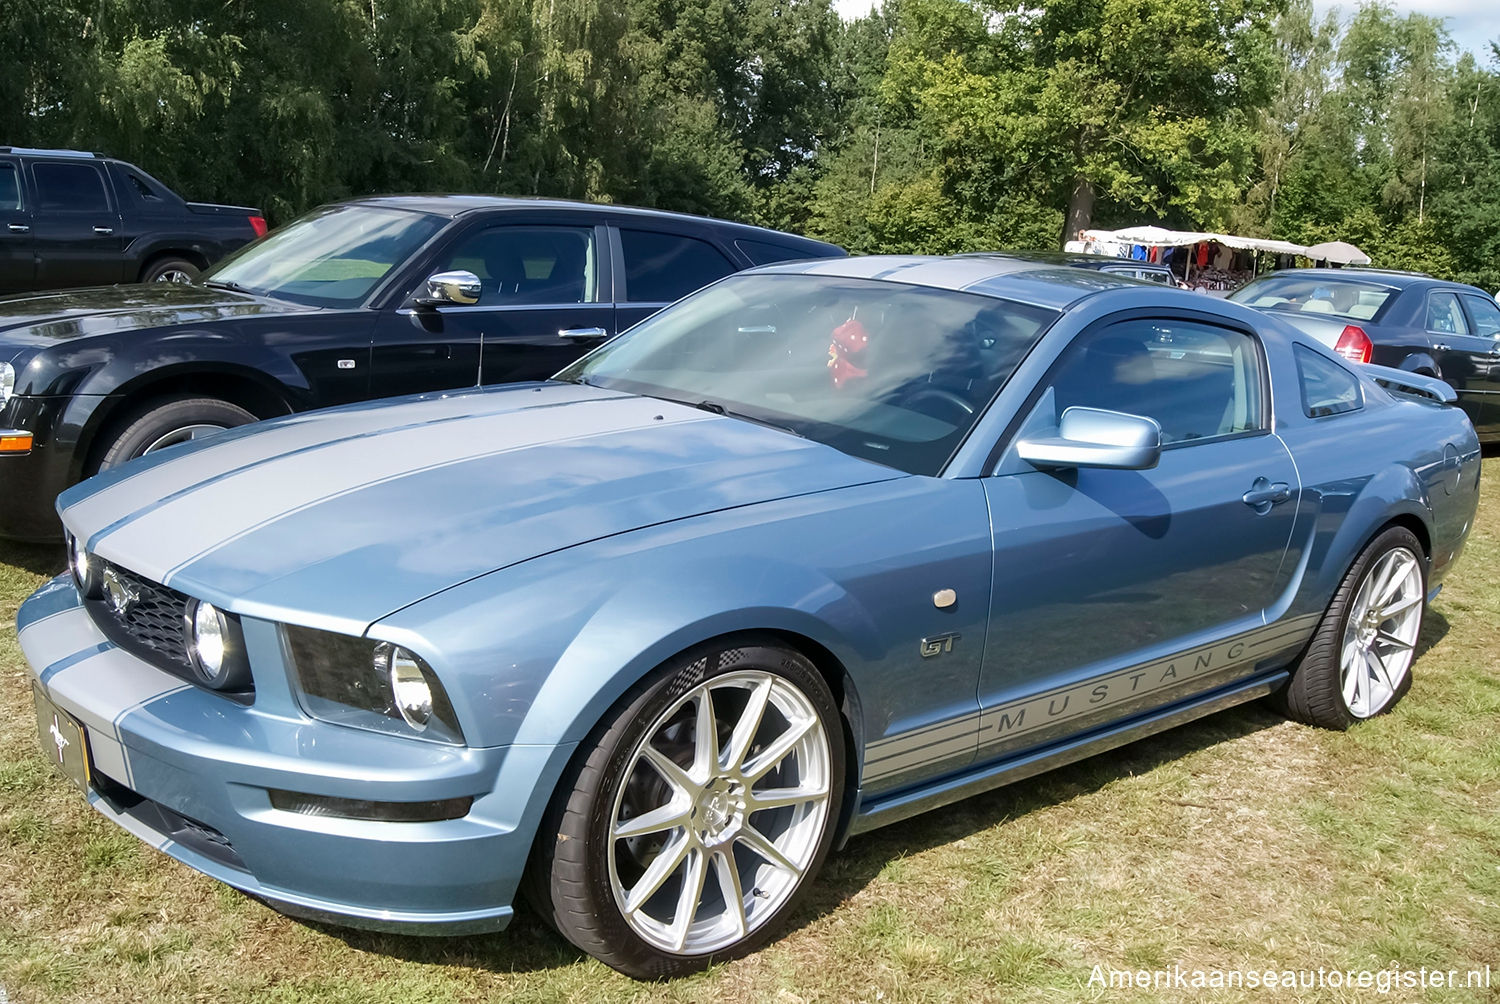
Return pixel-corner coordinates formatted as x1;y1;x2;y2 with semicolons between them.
558;274;1058;475
1229;274;1396;322
202;205;446;307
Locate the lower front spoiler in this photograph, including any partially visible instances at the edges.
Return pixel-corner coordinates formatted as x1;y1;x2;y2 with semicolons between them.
87;783;515;935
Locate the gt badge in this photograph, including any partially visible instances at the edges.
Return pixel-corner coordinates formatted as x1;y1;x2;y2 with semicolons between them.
920;632;960;658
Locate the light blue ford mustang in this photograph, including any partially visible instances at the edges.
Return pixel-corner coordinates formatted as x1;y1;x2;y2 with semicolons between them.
21;255;1481;978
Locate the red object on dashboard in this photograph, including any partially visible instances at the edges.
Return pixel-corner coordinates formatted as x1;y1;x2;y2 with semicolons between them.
828;316;870;389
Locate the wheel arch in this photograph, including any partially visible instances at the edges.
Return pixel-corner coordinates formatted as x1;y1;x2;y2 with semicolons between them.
137;249;209;281
75;364;295;478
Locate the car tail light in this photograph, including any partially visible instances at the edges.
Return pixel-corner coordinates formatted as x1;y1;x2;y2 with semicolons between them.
248;215;268;238
1334;324;1372;364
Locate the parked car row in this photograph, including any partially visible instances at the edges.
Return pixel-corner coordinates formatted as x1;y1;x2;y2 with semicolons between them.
21;249;1480;978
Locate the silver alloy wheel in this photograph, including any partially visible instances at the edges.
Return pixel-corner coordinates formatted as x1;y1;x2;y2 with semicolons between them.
1340;545;1423;718
607;669;832;956
139;423;227;456
152;268;194;283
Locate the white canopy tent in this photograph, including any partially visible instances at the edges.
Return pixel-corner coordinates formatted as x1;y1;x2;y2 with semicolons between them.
1081;226;1315;257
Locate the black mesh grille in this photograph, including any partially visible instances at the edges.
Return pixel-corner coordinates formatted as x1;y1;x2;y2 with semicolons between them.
96;563;193;670
84;562;254;702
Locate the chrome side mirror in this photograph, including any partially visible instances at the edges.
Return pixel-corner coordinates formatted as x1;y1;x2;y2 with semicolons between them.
1016;406;1162;471
416;270;482;308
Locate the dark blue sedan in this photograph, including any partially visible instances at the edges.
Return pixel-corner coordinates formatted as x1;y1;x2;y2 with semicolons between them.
22;255;1481;978
1230;268;1500;440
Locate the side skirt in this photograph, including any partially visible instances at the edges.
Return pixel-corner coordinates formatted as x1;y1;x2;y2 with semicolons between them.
842;669;1288;840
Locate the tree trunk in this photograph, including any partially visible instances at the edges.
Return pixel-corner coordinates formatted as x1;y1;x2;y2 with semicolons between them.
1062;177;1095;248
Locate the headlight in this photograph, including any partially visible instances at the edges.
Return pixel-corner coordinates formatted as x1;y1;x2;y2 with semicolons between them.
284;626;463;744
0;362;14;407
67;533;102;599
183;598;251;690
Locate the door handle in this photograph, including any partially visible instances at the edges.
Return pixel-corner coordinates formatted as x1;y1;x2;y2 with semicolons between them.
93;225;114;235
559;326;609;340
6;224;27;233
1432;342;1450;351
1242;479;1291;513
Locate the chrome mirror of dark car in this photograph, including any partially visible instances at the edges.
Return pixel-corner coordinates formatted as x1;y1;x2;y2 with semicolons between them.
1015;406;1162;471
416;270;482;308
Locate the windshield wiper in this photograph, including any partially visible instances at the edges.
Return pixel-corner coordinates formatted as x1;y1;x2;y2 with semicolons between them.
202;279;254;295
692;399;804;439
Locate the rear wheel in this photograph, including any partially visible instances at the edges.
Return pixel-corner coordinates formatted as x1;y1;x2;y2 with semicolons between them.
140;257;201;284
96;397;256;470
528;640;844;979
1279;526;1425;729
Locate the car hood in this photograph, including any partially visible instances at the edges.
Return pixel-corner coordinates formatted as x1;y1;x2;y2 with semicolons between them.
0;283;311;348
61;382;904;635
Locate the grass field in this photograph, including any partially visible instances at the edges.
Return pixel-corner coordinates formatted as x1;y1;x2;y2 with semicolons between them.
1;464;1497;1003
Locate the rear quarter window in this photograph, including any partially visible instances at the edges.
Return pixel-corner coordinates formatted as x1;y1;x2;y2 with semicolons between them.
1295;344;1363;418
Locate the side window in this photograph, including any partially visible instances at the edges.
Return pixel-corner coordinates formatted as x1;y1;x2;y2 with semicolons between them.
1294;344;1363;417
126;173;160;201
1040;317;1264;445
1461;294;1500;339
32;162;110;213
620;229;736;302
734;238;813;266
433;226;596;305
0;163;20;210
1425;291;1470;335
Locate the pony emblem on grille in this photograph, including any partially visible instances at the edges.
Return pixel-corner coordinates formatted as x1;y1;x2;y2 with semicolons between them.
102;567;140;617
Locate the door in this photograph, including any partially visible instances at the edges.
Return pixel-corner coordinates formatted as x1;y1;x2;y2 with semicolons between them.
612;226;740;331
1424;289;1500;435
0;160;33;293
1457;292;1500;436
977;314;1297;763
371;223;614;398
27;160;126;288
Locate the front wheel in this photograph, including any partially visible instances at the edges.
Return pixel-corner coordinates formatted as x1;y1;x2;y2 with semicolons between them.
528;641;844;979
96;397;256;470
1279;526;1426;729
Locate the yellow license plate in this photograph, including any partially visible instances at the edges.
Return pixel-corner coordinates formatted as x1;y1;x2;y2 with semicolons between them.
33;685;90;794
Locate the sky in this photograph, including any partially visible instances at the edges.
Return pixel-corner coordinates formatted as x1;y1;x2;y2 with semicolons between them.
829;0;1499;62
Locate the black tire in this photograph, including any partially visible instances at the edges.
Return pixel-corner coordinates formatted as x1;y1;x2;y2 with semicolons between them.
96;396;256;470
1277;526;1425;730
140;256;201;283
526;639;845;979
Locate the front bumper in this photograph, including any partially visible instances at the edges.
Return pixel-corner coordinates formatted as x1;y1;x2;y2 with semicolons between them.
19;574;568;934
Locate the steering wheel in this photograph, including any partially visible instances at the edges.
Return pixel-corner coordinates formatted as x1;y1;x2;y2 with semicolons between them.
899;386;975;424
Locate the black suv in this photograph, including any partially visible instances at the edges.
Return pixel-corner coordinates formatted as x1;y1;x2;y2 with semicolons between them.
0;194;844;538
0;147;266;291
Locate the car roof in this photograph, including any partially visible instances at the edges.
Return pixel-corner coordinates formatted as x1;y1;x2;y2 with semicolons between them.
1249;267;1482;293
335;194;842;251
752;253;1164;311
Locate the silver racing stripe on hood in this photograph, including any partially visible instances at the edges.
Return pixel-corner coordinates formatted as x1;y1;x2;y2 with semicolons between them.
73;393;708;585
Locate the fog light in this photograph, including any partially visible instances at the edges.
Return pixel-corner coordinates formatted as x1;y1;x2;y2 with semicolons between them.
183;598;250;690
68;534;101;598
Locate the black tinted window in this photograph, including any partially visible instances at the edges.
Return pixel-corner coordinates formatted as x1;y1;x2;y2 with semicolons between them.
436;226;596;304
735;238;815;266
1295;345;1363;417
0;163;19;209
33;162;110;212
621;229;735;302
1462;294;1500;339
1426;291;1469;335
1043;318;1264;444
